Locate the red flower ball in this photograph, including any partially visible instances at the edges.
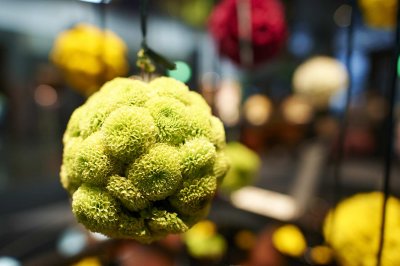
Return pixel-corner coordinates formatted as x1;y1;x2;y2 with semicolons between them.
208;0;287;67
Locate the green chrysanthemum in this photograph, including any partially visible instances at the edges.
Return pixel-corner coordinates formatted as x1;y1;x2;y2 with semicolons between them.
170;175;218;215
106;175;150;212
181;138;216;178
61;77;229;243
102;106;157;162
127;143;182;201
146;208;188;234
72;184;120;233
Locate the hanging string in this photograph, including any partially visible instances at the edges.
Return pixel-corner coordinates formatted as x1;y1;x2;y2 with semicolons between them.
136;0;175;77
376;1;400;265
95;0;108;89
140;0;148;46
328;0;355;242
236;0;254;67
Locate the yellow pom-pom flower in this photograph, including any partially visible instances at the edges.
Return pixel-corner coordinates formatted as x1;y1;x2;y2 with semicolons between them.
61;77;229;243
272;224;307;257
358;0;397;28
220;142;260;193
51;23;129;96
323;192;400;266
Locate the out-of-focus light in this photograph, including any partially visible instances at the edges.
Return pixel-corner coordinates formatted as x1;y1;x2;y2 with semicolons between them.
89;232;109;241
272;225;307;257
243;94;272;126
334;4;352;27
288;27;314;57
73;257;101;266
310;245;333;265
235;230;256;250
201;72;221;92
282;96;313;125
34;84;58;107
79;0;111;4
230;186;298;221
336;50;369;97
57;228;87;256
0;257;20;266
366;96;387;121
168;61;192;83
293;56;348;109
215;79;241;126
200;72;221;106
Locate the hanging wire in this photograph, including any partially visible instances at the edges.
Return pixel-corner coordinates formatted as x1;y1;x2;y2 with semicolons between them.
140;0;148;47
96;0;107;88
136;0;175;77
236;0;254;67
328;0;355;242
376;1;400;265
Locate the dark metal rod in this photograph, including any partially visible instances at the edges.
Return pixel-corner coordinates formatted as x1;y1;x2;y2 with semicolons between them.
332;0;355;213
376;1;400;265
140;0;148;46
327;0;355;245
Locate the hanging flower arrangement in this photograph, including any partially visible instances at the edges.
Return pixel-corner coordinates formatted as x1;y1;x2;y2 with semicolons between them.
220;142;260;194
50;23;129;96
358;0;397;28
208;0;287;67
323;192;400;266
184;220;227;259
60;77;229;243
292;56;348;109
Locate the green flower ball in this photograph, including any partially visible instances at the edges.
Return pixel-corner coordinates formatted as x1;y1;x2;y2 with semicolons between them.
61;77;229;243
220;142;260;193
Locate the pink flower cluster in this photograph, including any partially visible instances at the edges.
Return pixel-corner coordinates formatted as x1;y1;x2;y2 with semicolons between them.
209;0;287;67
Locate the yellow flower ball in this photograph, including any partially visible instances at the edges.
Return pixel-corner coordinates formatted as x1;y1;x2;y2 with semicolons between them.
323;192;400;266
50;23;129;96
272;224;307;257
358;0;397;28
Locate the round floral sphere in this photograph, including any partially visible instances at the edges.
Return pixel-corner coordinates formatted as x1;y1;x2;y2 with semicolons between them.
61;77;229;243
272;224;307;257
358;0;397;28
323;192;400;266
208;0;287;67
220;142;260;193
184;220;227;259
293;56;348;109
51;23;129;96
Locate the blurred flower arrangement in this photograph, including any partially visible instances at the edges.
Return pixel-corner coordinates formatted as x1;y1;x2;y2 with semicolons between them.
358;0;397;28
324;192;400;266
220;142;260;194
272;224;307;258
293;56;348;109
208;0;287;67
50;23;129;96
160;0;214;28
184;220;227;259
